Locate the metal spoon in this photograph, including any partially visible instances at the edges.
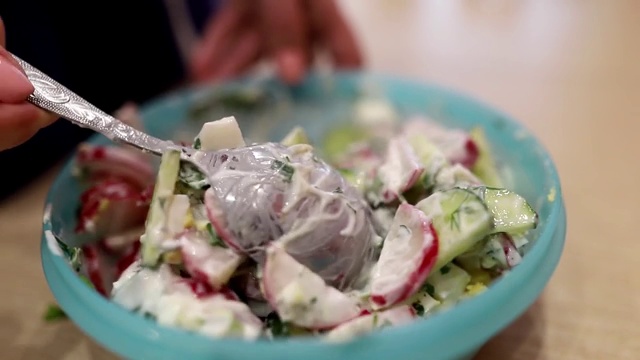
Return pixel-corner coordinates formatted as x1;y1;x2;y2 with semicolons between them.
13;54;378;290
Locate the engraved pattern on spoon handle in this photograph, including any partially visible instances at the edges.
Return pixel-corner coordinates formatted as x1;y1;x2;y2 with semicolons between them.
11;54;170;155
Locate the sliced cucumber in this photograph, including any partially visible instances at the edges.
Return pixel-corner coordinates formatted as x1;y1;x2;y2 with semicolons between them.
469;127;503;188
416;188;493;271
141;150;181;267
470;186;538;235
322;124;369;163
280;126;310;147
424;263;471;302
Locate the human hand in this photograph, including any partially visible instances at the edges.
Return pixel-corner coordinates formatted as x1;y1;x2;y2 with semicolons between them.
189;0;363;85
0;18;57;151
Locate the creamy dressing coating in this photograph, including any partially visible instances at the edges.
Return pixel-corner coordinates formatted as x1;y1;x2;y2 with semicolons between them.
324;305;416;342
263;244;361;329
112;260;262;339
85;107;538;342
203;142;378;290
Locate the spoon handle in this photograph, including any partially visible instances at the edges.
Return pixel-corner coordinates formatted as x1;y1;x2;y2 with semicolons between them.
11;54;170;155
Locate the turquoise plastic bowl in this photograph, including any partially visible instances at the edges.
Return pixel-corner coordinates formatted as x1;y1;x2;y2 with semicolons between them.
41;72;566;360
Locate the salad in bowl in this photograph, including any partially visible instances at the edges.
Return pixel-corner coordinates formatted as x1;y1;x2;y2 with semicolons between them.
53;92;538;343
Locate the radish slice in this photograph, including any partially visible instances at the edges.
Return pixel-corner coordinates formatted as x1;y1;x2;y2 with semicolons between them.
324;305;416;342
483;233;523;269
203;188;244;252
75;144;154;189
76;179;149;236
112;261;170;313
370;203;439;310
378;137;424;203
262;243;361;329
179;233;244;289
403;118;479;169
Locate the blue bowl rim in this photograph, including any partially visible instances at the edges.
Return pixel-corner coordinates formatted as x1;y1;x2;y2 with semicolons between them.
40;71;566;359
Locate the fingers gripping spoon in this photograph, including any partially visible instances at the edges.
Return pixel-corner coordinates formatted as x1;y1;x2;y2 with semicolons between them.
13;54;378;290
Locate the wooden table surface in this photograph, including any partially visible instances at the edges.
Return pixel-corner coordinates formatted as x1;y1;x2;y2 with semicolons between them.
1;0;638;359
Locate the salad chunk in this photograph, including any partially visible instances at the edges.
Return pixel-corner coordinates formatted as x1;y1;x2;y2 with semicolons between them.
60;99;538;342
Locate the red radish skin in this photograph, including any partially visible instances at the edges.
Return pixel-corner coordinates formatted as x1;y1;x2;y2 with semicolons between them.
180;240;243;290
82;244;107;296
370;204;439;309
183;278;217;298
461;138;480;168
381;167;424;203
181;278;240;301
115;241;141;278
498;234;521;268
402;118;480;169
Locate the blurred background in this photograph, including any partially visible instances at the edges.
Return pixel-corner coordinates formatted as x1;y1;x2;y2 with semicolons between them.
0;0;638;359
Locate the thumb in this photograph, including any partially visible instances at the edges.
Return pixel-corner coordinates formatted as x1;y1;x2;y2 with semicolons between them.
0;19;35;103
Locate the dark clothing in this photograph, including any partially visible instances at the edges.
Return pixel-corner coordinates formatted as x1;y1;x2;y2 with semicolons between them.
0;0;218;200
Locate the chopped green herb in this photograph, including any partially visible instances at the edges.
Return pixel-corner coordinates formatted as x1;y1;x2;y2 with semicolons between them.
179;163;209;190
346;203;357;214
423;283;435;297
440;265;451;275
193;138;202;150
43;304;67;322
174;180;207;199
310;297;318;305
412;302;425;316
421;173;434;190
54;236;82;270
271;160;295;182
206;223;227;248
266;312;291;337
372;313;379;326
447;192;472;231
55;236;73;259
